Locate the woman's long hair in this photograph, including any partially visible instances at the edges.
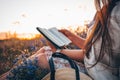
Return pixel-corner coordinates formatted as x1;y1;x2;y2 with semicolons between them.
84;0;119;68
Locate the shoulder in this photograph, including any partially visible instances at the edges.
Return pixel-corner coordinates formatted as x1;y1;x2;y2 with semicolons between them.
111;1;120;22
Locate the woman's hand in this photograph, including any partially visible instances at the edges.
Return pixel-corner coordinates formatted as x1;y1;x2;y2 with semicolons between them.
47;41;57;52
59;29;85;48
59;29;75;40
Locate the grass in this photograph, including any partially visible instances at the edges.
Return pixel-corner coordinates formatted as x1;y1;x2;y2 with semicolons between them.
0;29;87;76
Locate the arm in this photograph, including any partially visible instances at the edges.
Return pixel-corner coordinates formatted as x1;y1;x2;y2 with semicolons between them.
60;49;85;62
59;29;85;48
48;41;85;61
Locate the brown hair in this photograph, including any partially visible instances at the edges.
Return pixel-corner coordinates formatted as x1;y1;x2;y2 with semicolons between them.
84;0;119;68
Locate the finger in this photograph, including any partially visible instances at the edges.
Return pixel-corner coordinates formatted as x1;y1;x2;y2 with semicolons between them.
58;29;67;33
36;47;45;54
47;41;56;52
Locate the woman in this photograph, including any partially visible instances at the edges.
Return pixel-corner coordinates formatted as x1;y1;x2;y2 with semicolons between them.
0;0;120;80
60;0;120;80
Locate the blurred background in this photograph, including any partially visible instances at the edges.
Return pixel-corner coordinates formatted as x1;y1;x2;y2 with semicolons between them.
0;0;96;75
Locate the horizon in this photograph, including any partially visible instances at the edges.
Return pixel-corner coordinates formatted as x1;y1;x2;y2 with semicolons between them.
0;0;96;34
0;25;88;40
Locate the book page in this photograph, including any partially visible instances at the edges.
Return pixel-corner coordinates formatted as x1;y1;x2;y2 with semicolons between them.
49;27;72;45
37;27;65;47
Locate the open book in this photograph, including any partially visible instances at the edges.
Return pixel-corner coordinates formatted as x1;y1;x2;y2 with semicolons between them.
36;27;72;49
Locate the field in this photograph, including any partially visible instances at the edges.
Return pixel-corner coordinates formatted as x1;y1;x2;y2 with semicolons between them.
0;29;87;76
0;35;48;75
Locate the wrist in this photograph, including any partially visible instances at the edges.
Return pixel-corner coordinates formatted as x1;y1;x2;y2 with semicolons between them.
56;49;63;53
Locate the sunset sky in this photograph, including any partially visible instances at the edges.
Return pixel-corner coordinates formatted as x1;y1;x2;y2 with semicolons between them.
0;0;96;34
